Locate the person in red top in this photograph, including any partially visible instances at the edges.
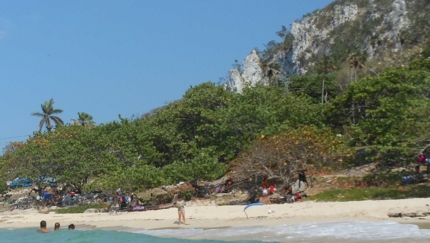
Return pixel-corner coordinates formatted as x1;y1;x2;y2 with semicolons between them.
269;183;277;194
416;153;427;173
262;177;269;190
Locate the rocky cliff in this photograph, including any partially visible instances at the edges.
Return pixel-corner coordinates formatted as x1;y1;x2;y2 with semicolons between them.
225;0;429;92
224;50;268;93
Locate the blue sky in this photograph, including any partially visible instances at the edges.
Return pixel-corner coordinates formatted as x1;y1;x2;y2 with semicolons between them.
0;0;333;149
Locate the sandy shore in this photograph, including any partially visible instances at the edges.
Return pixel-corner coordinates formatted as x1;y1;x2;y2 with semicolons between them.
1;198;430;231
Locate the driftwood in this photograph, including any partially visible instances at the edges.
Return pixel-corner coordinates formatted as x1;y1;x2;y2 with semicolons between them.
193;175;229;187
145;194;178;211
145;203;174;211
208;175;229;186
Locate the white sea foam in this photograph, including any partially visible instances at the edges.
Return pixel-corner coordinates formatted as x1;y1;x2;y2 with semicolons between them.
135;221;430;242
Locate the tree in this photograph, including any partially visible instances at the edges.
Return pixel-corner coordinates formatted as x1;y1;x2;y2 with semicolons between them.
327;57;430;160
288;74;338;104
72;112;95;127
31;99;64;132
348;50;367;82
229;126;353;185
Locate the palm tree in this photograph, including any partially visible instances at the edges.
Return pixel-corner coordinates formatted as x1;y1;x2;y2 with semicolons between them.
72;112;95;127
31;98;64;132
349;50;367;82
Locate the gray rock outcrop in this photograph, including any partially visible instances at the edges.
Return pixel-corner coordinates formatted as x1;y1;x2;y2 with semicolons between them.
225;50;268;93
225;0;420;91
271;0;411;75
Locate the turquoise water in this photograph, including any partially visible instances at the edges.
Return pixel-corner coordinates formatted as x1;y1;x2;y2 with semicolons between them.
2;221;430;243
0;228;264;243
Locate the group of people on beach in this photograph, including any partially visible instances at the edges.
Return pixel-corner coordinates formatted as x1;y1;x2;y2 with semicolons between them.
259;171;309;205
38;220;75;233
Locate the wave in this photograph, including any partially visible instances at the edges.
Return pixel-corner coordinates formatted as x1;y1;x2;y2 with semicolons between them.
135;221;430;242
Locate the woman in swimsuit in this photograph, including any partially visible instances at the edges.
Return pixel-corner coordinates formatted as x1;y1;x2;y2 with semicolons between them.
176;194;186;225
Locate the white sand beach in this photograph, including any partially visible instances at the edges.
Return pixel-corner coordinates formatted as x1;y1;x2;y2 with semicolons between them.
1;198;430;231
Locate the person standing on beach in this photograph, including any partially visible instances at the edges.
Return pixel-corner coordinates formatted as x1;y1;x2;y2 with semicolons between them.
39;220;49;233
176;194;187;225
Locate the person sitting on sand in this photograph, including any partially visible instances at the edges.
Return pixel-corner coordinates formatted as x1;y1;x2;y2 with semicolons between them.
259;189;271;205
116;191;128;209
54;222;60;230
68;224;75;230
262;177;269;191
42;188;53;206
269;183;277;194
298;170;309;189
30;187;42;198
283;185;294;203
220;179;234;193
175;194;187;225
39;220;49;233
416;153;428;174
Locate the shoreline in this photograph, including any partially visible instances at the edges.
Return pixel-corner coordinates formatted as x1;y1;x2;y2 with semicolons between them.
1;198;430;231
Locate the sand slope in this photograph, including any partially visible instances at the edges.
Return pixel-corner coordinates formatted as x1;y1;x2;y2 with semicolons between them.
1;198;430;230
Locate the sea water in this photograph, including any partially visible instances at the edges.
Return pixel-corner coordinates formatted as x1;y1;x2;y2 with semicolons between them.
1;221;430;243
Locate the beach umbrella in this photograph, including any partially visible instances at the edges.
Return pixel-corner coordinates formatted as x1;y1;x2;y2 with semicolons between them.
243;202;263;218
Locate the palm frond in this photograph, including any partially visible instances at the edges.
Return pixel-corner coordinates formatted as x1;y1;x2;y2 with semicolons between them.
50;116;64;126
31;112;44;117
41;103;50;114
51;109;63;114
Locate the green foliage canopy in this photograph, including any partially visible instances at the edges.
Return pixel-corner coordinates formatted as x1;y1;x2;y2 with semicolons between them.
327;58;430;158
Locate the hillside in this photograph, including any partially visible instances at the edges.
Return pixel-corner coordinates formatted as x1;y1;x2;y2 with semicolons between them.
1;0;430;203
226;0;430;92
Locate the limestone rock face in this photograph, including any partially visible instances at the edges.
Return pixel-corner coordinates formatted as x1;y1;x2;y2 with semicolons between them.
241;50;267;87
273;0;412;75
225;68;244;93
286;4;359;74
225;50;268;93
225;0;424;90
381;0;410;52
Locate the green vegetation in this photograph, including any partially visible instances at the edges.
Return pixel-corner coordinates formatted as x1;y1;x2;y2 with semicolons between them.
307;170;430;202
307;185;430;202
72;112;95;127
400;0;430;46
261;27;294;63
54;204;106;214
230;126;353;184
287;73;338;103
1;82;327;193
327;58;430;161
1;56;430;197
2;0;430;201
